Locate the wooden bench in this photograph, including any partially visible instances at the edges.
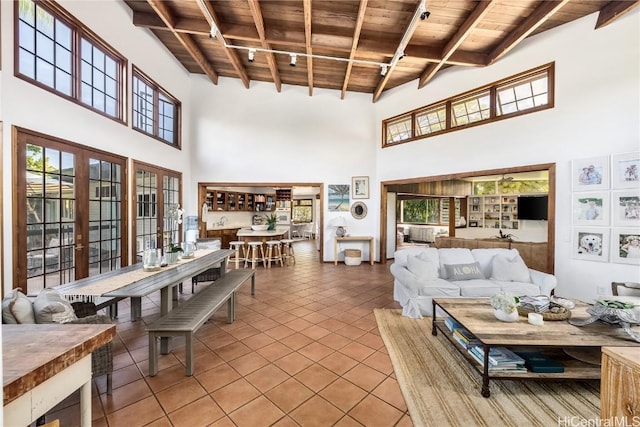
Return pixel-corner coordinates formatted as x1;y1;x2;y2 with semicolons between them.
147;268;256;376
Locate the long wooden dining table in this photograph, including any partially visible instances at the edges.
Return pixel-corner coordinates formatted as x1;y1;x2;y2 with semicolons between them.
57;248;235;322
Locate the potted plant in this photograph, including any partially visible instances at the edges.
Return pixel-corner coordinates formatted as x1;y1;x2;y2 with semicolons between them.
490;291;520;322
166;243;183;264
264;213;278;230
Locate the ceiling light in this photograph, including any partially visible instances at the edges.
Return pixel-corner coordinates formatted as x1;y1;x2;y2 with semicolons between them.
290;54;297;67
209;22;219;39
380;65;388;76
248;49;255;63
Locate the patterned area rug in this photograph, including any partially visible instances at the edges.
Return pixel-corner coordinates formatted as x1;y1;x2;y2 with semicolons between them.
374;308;600;427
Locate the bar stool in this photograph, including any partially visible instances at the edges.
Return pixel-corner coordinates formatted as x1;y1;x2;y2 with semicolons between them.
228;241;246;270
245;241;266;269
265;240;283;268
280;239;295;265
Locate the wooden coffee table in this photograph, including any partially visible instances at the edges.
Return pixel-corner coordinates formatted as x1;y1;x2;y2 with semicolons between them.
432;298;640;397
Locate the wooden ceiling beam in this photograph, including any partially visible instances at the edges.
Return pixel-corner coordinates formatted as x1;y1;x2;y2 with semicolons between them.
303;0;314;97
418;1;495;89
595;0;639;29
194;0;250;88
145;0;219;85
132;10;210;36
247;0;282;93
340;0;368;100
489;0;570;64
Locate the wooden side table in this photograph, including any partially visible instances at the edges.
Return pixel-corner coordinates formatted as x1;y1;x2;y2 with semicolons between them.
334;236;374;265
601;346;640;423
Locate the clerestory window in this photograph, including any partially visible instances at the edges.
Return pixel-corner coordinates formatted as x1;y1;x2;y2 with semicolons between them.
16;0;126;121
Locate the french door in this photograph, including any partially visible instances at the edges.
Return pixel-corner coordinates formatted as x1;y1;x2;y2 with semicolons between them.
14;128;128;294
132;161;181;262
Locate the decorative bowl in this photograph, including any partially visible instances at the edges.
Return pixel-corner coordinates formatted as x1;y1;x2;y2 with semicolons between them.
251;224;268;231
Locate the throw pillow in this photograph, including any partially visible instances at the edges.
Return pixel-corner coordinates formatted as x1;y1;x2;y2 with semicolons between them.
407;254;438;281
443;262;485;280
33;288;78;324
2;288;36;324
490;255;532;283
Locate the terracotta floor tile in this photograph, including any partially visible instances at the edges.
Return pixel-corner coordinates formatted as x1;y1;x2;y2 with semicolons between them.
244;363;290;392
264;324;297;340
339;341;376;361
228;395;286;427
100;378;152;414
155;376;207;413
362;350;394;376
241;331;277;350
106;395;165;426
318;351;360;376
284;317;315;331
371;377;408;412
334;415;367;427
264;378;314;413
299;324;331;340
289;395;345;427
273;351;314;375
256;341;294;361
356;331;385;350
318;378;368;412
342;364;387;392
348;394;404;427
279;331;314;350
195;362;241;393
214;341;253;362
168;395;225;427
298;341;334;361
295;363;339;392
227;351;270;376
210;378;261;414
318;332;352;350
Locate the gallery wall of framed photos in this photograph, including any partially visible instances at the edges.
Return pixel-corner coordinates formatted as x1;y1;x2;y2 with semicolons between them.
571;152;640;265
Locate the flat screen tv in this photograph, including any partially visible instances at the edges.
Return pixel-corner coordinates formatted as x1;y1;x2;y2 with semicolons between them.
517;196;548;220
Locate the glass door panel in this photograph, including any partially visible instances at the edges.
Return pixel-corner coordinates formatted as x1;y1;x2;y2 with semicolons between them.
135;169;159;262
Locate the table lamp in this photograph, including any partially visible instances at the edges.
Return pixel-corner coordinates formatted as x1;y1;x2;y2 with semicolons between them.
334;216;347;237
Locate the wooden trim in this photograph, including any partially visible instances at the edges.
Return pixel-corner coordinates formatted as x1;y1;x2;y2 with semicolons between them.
380;163;556;272
198;182;324;263
0;122;3;299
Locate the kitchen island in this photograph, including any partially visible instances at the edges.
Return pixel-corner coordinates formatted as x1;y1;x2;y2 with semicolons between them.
236;226;289;243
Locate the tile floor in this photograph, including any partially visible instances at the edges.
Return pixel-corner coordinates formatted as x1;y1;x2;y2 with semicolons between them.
43;240;411;427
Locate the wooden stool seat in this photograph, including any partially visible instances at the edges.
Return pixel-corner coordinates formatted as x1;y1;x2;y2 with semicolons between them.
245;241;266;269
228;241;246;270
280;239;295;265
265;240;283;268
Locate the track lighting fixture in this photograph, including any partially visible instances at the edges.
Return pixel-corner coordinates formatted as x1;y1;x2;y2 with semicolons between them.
248;49;255;63
380;65;388;76
420;10;431;20
289;54;297;67
209;22;219;39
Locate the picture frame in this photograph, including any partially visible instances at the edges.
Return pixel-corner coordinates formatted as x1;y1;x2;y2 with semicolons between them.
572;156;609;191
611;228;640;265
612;190;640;226
572;192;609;226
352;176;369;199
611;152;640;189
571;227;610;262
328;184;350;212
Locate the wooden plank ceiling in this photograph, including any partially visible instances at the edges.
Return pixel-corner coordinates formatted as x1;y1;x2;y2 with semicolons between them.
124;0;637;102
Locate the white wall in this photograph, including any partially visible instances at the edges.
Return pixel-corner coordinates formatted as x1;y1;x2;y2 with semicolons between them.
0;0;195;286
375;11;640;302
188;78;379;261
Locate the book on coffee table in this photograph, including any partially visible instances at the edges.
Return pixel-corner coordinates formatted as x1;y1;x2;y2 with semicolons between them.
515;351;565;373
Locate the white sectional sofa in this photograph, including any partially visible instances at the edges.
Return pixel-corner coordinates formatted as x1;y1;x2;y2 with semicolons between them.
390;246;557;318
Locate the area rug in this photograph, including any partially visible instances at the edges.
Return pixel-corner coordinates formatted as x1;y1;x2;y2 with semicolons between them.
374;308;600;427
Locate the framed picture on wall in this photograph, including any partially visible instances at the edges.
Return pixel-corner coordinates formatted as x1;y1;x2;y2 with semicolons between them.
611;228;640;265
328;185;350;212
572;156;609;191
611;152;640;189
572;192;609;226
352;176;369;199
571;227;610;262
612;190;640;226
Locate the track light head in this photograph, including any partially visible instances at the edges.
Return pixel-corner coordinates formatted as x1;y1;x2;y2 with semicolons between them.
420;10;431;20
248;49;255;63
209;23;218;39
290;54;297;67
380;65;388;76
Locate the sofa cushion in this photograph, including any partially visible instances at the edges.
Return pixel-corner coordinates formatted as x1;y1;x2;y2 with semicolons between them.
407;253;439;281
490;255;531;283
2;288;36;324
438;248;475;278
33;288;77;324
471;248;520;279
494;280;541;296
455;280;502;297
394;247;439;268
443;262;485;280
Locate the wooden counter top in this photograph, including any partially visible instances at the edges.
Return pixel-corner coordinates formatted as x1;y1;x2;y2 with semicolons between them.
236;227;289;237
3;323;116;406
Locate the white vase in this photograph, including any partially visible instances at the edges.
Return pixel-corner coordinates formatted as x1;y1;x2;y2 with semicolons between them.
494;308;519;322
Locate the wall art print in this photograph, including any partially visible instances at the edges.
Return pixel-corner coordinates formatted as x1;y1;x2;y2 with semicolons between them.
572;192;609;226
611;228;640;265
612;151;640;189
571;227;610;262
571;156;609;191
612;190;640;227
328;184;350;212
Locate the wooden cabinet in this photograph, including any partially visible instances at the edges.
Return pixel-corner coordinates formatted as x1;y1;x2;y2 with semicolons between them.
206;228;240;249
601;347;640;424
